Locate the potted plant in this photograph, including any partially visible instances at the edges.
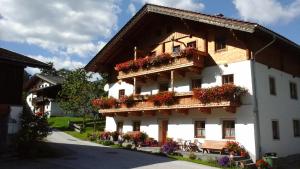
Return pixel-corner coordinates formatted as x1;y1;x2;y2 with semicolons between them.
256;159;270;169
149;91;176;106
119;95;135;107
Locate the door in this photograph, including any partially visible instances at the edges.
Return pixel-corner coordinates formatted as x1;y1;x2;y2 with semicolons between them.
159;120;168;144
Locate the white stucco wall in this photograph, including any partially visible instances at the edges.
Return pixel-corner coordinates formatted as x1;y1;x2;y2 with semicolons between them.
255;62;300;157
7;106;22;134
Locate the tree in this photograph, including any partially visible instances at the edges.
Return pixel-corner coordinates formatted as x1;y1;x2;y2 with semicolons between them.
57;68;107;129
40;62;57;75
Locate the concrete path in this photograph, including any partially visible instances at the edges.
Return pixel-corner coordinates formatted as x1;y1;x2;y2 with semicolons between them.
0;130;219;169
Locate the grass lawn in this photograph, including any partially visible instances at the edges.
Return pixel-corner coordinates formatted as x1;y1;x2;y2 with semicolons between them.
169;155;242;169
48;116;105;140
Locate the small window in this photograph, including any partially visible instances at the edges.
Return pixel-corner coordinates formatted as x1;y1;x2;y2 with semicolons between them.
117;122;123;133
133;121;141;131
223;120;235;139
272;120;280;140
215;36;226;51
222;74;234;84
159;83;169;92
269;77;276;95
187;41;197;49
173;45;181;53
135;86;141;95
119;89;125;99
293;120;300;137
290;82;298;100
191;79;202;89
195;121;205;138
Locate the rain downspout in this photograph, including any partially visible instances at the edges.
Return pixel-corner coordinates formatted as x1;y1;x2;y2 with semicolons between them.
251;33;276;159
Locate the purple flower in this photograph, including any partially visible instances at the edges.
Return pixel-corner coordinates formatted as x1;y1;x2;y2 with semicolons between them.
218;156;230;167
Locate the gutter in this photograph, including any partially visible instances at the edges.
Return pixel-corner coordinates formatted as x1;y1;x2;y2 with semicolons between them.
251;34;276;159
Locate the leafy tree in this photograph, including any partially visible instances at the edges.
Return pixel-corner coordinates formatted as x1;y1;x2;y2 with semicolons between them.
40;62;57;75
57;68;107;129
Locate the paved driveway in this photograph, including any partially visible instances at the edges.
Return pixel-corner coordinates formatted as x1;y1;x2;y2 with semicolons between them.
0;130;218;169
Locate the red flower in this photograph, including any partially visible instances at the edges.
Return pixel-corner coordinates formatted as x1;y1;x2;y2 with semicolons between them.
149;92;176;106
92;97;117;109
256;159;270;169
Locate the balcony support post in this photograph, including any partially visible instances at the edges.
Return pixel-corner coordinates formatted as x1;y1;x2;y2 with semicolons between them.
133;46;137;94
170;70;174;92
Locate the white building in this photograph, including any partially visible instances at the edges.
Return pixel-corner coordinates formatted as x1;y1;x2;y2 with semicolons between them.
25;74;64;117
85;4;300;160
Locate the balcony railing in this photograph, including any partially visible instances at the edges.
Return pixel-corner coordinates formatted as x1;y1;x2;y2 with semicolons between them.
97;92;240;116
115;48;206;80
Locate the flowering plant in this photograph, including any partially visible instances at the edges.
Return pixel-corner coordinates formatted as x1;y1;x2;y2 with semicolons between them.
180;47;206;60
225;141;241;153
119;95;135;107
161;140;178;154
100;131;111;140
256;159;270;169
149;91;176;106
193;84;247;104
92;97;117;109
218;156;230;167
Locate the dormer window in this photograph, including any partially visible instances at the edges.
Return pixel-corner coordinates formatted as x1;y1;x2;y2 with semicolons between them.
187;41;197;49
173;45;180;53
215;36;226;51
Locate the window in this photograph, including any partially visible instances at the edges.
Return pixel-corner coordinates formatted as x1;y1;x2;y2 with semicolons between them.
293;120;300;137
135;86;141;95
119;89;125;99
117;122;123;133
290;82;298;100
223;120;235;139
194;121;205;138
269;77;276;95
222;74;234;84
159;83;169;92
191;79;202;89
187;41;197;49
173;45;181;53
272;120;280;140
215;36;226;51
133;121;141;131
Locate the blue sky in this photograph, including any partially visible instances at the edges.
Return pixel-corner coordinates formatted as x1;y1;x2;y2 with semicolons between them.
0;0;300;74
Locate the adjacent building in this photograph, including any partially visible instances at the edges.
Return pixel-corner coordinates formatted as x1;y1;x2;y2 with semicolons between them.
85;4;300;160
0;48;50;148
25;73;64;117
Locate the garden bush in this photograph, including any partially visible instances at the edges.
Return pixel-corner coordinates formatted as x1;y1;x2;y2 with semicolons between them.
102;140;114;146
161;140;178;155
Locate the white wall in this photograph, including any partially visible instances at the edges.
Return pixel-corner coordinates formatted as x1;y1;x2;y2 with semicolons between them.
7;106;22;134
255;62;300;157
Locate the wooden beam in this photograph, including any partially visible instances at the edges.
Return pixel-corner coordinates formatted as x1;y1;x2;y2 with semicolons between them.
199;107;211;114
115;112;128;117
176;109;189;115
176;69;186;77
143;110;156;116
129;111;142;116
224;107;236;113
170;70;174;92
159;109;172;116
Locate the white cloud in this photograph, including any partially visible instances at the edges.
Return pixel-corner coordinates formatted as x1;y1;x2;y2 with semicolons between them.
233;0;300;24
25;54;85;75
129;0;205;15
128;3;137;16
0;0;120;57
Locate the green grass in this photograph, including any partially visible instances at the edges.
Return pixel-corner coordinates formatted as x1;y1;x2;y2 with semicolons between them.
48;116;105;140
168;155;242;169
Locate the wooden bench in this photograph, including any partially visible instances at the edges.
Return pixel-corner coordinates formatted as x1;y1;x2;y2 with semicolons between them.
201;140;227;154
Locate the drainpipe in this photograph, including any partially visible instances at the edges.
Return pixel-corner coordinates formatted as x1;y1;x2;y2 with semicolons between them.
251;34;276;160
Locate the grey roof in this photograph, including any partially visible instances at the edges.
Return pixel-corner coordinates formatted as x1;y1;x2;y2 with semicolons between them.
0;48;50;68
85;4;300;71
36;74;65;85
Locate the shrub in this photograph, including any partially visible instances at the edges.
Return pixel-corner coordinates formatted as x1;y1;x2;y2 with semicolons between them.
102;140;114;146
125;144;133;149
149;91;176;106
256;159;270;169
225;141;241;153
123;133;133;141
189;153;197;160
161;140;178;155
16;105;51;156
218;156;230;167
99;131;111;140
88;133;98;141
111;131;119;141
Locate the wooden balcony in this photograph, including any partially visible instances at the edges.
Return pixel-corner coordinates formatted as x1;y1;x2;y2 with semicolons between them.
117;52;205;80
99;92;239;116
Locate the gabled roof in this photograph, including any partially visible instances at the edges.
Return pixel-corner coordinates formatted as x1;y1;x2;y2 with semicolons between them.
24;73;65;91
0;48;50;68
85;4;300;72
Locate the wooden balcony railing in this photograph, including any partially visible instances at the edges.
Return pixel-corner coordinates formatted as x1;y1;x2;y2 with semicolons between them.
116;49;206;80
99;92;239;116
